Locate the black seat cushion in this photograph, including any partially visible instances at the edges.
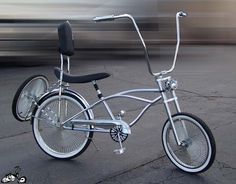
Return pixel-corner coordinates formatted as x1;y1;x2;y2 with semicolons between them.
58;21;74;56
54;67;111;83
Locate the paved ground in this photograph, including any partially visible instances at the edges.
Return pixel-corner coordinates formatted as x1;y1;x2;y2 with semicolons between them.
0;45;235;183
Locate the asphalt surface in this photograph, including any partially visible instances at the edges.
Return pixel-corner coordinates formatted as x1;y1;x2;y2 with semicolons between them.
0;45;235;183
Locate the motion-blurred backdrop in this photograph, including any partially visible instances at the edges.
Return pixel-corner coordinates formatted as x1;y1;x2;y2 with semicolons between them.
0;0;235;60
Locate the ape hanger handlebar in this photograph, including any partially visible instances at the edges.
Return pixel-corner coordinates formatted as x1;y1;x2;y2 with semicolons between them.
93;11;187;77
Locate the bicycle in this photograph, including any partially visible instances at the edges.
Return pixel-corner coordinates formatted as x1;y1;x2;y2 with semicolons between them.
12;11;216;174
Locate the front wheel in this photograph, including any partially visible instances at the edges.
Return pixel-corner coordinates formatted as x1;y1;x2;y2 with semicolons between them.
162;113;216;173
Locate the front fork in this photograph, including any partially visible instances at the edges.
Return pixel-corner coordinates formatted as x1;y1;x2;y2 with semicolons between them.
157;77;187;146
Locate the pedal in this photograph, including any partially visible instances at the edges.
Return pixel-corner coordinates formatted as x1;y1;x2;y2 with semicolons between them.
112;129;127;155
114;147;126;155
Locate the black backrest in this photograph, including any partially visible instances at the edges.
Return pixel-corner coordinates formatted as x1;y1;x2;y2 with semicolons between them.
58;21;74;56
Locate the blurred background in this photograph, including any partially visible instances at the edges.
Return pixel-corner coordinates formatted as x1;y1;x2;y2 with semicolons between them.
0;0;235;62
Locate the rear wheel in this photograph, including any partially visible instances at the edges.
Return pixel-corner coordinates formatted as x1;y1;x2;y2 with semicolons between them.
162;113;216;173
32;92;93;159
12;75;49;121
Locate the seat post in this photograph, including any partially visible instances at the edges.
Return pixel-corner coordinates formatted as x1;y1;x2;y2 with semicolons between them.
92;80;116;120
92;80;103;99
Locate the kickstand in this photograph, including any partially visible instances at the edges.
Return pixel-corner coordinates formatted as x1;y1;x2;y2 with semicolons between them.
89;138;101;152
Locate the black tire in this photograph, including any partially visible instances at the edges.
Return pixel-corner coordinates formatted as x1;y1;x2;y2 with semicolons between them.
32;91;93;160
162;112;216;173
12;75;49;122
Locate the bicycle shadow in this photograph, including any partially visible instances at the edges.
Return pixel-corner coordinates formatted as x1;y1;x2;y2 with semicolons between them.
26;158;91;184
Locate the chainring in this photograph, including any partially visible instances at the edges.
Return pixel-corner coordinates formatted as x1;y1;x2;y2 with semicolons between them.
110;126;128;143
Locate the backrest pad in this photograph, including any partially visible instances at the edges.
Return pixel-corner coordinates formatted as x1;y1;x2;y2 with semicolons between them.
58;21;74;56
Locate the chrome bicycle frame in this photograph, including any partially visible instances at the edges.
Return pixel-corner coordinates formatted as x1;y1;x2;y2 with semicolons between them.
62;11;187;146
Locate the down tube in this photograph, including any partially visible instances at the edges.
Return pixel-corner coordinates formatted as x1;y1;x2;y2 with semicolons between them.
129;102;154;127
97;89;163;127
102;95;162;127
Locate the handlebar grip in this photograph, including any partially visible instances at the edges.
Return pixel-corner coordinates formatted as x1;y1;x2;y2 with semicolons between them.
178;11;187;17
93;15;115;22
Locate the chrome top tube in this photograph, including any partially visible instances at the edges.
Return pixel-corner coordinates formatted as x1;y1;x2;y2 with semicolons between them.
93;11;187;77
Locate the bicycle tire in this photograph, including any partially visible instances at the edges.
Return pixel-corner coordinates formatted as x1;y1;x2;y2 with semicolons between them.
12;75;49;122
162;112;216;173
32;91;93;160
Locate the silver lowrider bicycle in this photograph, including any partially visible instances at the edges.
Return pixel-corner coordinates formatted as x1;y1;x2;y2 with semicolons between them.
12;11;216;173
